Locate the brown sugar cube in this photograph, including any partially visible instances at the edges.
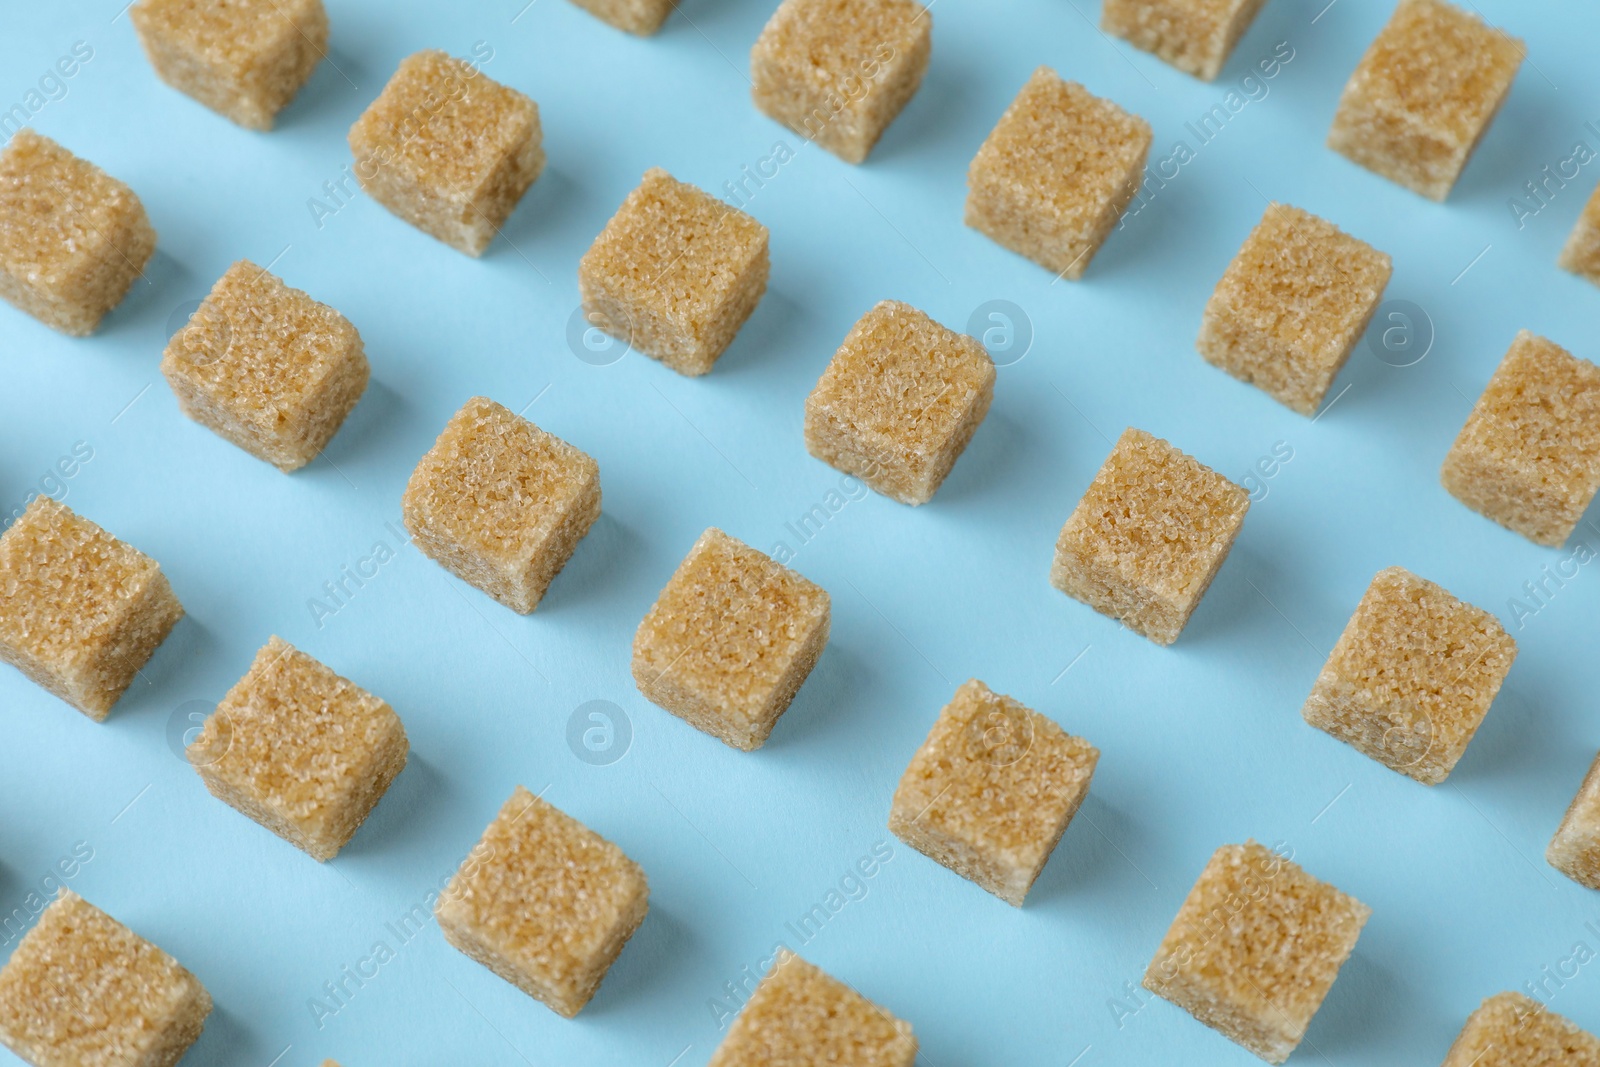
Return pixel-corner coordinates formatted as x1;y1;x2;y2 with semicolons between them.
1548;750;1600;890
1303;567;1516;786
402;396;601;614
888;679;1099;906
1051;428;1249;646
1101;0;1270;80
187;636;408;862
632;528;830;751
566;0;675;35
0;498;182;720
0;890;212;1067
436;786;648;1018
130;0;327;130
966;67;1152;280
750;0;931;165
1559;181;1600;287
349;51;543;256
1327;0;1524;201
1198;204;1392;416
579;168;768;376
1143;842;1370;1065
803;300;995;506
1441;992;1600;1066
709;950;916;1067
0;130;155;336
1441;332;1600;547
161;260;369;472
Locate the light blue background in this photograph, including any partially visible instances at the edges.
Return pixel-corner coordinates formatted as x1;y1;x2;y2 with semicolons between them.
2;0;1598;1064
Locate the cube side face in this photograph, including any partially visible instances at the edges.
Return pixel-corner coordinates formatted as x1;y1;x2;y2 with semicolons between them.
349;52;543;256
0;891;211;1067
803;301;996;505
161;261;370;472
579;169;769;375
436;788;648;1018
566;0;676;34
191;638;408;861
889;680;1098;906
1303;567;1515;785
1441;992;1600;1066
1051;428;1249;645
1101;0;1270;81
1441;333;1600;548
402;397;601;614
1558;185;1600;286
750;0;932;165
1143;843;1370;1065
633;529;831;750
709;952;916;1067
0;131;156;336
0;498;182;720
1547;751;1600;890
966;70;1151;279
1198;205;1392;416
1328;0;1524;200
131;0;328;130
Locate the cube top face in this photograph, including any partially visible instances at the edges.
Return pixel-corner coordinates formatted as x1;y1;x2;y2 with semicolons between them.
0;890;211;1067
633;528;830;745
1101;0;1269;81
403;397;600;576
1547;750;1600;890
131;0;319;71
890;680;1099;905
1443;332;1600;547
1305;567;1515;785
1442;992;1600;1066
709;951;916;1067
188;637;406;859
1201;204;1392;415
350;51;537;205
566;0;675;35
1330;0;1523;200
1144;843;1370;1064
437;787;648;1013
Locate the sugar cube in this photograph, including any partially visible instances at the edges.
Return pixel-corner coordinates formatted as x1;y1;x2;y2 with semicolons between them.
966;67;1152;280
1441;992;1600;1066
1101;0;1271;80
1441;331;1600;547
1198;203;1392;415
161;260;369;472
131;0;328;130
889;679;1099;906
750;0;932;165
1327;0;1524;201
0;130;155;336
0;498;182;720
188;636;408;862
1303;567;1515;785
348;51;543;256
1559;181;1600;287
1143;842;1370;1065
402;396;601;614
708;950;916;1067
633;528;830;751
567;0;675;35
1548;749;1600;890
436;786;648;1018
579;168;768;376
0;890;211;1067
1051;428;1249;646
803;300;995;505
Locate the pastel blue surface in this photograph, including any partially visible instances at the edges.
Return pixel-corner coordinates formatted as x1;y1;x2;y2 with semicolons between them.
2;0;1599;1064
